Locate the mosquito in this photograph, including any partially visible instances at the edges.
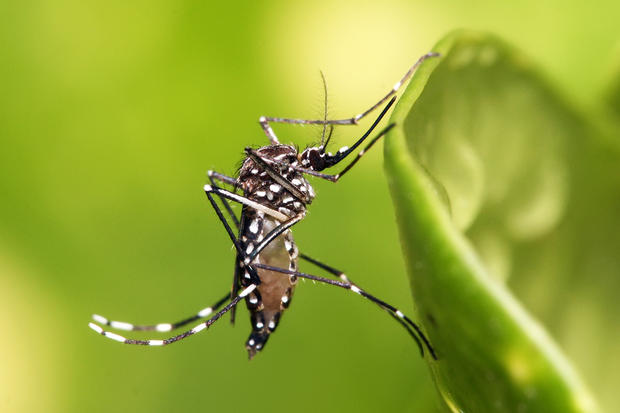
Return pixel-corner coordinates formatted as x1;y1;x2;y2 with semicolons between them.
89;53;439;360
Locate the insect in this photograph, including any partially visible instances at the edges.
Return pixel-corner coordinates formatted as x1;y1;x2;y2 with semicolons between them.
89;53;439;360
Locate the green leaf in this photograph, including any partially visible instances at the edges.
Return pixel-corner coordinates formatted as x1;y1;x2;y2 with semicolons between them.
384;30;600;412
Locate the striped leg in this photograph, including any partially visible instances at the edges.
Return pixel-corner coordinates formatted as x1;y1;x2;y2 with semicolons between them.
258;53;439;136
204;184;305;322
203;185;264;284
299;253;425;355
204;184;288;221
205;170;243;323
91;293;230;333
208;170;240;229
252;262;437;360
300;253;351;281
88;285;257;346
204;184;305;267
255;95;397;189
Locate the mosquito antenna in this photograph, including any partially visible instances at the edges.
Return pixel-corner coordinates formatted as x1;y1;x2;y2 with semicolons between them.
319;70;329;150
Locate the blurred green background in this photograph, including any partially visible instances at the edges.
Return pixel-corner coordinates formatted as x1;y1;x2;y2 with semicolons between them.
1;1;619;412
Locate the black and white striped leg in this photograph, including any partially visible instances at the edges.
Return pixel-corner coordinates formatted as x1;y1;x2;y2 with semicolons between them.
300;253;351;283
250;106;394;200
299;253;425;355
252;263;437;360
207;170;240;229
203;188;263;288
88;183;257;345
91;293;230;333
88;285;258;346
204;184;288;222
258;53;439;131
204;172;246;323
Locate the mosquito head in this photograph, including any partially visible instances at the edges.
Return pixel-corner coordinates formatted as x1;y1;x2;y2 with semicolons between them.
299;146;324;171
299;143;350;172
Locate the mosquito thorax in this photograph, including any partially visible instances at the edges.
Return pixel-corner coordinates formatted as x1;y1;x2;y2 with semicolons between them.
238;144;315;213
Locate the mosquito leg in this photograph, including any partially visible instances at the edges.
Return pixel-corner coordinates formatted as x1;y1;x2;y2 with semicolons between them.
259;53;438;130
229;259;242;325
208;170;238;187
89;178;258;337
204;184;288;221
203;183;306;266
204;186;266;294
299;253;425;354
349;52;439;123
321;93;395;161
252;263;437;360
204;184;304;307
91;293;230;333
300;253;350;282
204;190;244;256
204;171;246;322
89;285;258;346
203;182;305;308
88;177;258;339
259;116;280;145
208;170;240;229
253;103;396;189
